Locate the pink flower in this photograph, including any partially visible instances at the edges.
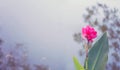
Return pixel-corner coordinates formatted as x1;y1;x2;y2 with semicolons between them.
82;25;97;42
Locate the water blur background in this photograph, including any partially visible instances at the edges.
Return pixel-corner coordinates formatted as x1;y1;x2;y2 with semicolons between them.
0;0;120;70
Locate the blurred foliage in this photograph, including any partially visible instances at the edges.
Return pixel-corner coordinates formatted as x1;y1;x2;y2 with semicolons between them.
74;3;120;70
0;39;49;70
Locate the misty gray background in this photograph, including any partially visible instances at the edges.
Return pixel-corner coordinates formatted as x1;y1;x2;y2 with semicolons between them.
0;0;120;70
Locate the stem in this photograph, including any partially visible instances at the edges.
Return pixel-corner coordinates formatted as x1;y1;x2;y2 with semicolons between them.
85;40;89;70
86;46;88;57
85;57;88;70
85;47;88;70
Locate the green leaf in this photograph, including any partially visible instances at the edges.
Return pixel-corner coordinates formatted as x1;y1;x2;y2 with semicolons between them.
73;56;84;70
88;32;109;70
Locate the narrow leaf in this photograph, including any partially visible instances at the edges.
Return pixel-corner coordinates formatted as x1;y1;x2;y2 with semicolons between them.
73;56;84;70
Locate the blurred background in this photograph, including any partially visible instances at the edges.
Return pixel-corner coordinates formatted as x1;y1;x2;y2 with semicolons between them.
0;0;119;70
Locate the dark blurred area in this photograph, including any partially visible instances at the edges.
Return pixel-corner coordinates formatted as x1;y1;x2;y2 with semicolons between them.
0;40;49;70
74;3;120;70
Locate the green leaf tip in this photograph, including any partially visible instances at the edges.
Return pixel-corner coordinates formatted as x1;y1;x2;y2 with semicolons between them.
73;56;84;70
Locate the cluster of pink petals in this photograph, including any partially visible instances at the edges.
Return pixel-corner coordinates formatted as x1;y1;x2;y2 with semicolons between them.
82;25;97;42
